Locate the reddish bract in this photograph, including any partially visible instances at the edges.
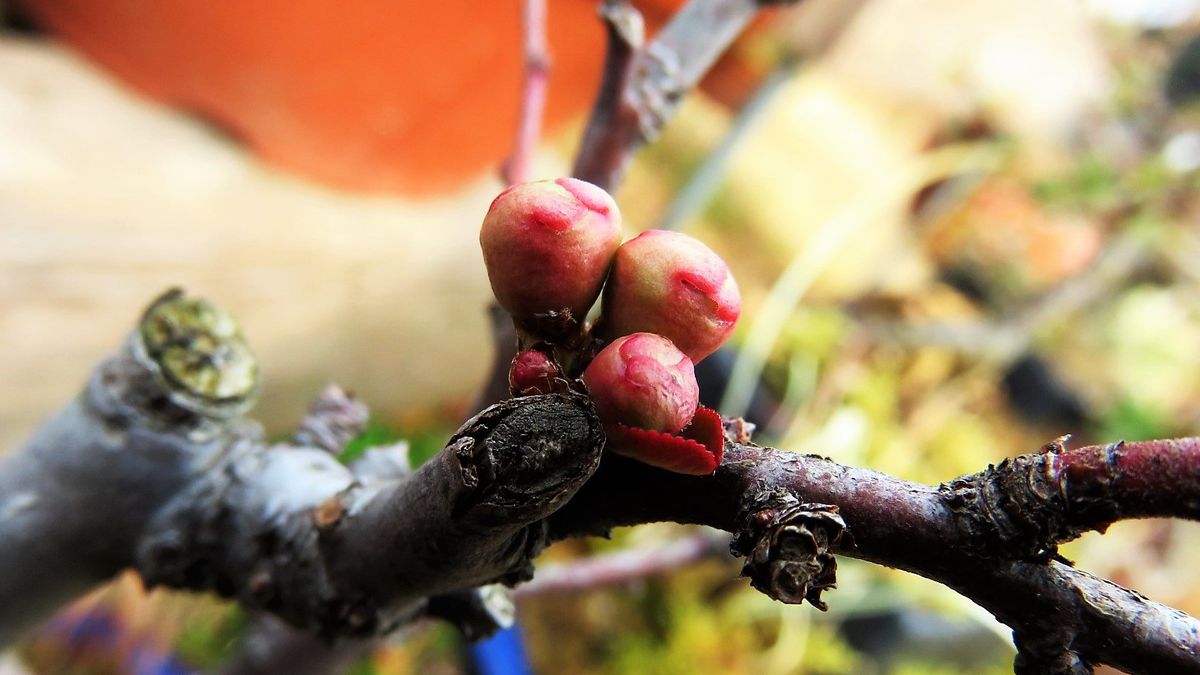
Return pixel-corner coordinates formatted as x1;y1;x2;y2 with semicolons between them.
606;406;725;475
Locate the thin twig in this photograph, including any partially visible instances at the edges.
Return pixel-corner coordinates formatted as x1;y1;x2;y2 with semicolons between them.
573;0;795;191
512;531;729;599
502;0;551;186
477;1;554;423
291;384;369;455
572;0;644;190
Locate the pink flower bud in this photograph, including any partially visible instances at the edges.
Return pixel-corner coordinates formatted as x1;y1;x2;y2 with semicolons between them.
582;333;699;433
480;178;622;331
600;230;741;362
508;349;561;396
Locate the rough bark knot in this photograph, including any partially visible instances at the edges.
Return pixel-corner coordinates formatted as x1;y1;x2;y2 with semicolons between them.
730;489;847;610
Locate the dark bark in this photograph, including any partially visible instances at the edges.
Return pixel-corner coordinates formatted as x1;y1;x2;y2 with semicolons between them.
0;291;604;645
573;0;800;190
548;440;1200;672
134;389;605;639
324;394;605;618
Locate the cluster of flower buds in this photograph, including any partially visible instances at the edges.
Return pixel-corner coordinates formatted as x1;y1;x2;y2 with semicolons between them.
479;178;741;475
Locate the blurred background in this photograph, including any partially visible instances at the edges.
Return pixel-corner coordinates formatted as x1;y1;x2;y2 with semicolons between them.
2;0;1199;673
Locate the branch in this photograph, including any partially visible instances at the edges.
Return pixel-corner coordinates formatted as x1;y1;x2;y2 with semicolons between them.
322;394;602;614
548;440;1200;672
573;0;797;190
227;0;558;659
943;436;1200;559
571;0;643;190
6;291;1200;673
502;0;550;185
0;290;603;647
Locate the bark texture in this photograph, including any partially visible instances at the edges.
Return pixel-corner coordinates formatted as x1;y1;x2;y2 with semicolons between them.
0;290;604;645
573;0;799;190
4;290;1200;673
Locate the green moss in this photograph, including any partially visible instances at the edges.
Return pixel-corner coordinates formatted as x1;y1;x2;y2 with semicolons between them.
338;420;404;465
174;605;246;670
338;420;453;468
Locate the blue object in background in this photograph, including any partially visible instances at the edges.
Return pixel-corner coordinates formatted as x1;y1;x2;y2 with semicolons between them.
39;605;198;675
127;646;195;675
470;624;533;675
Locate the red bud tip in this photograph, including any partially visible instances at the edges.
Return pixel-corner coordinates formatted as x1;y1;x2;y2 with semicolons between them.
605;406;725;475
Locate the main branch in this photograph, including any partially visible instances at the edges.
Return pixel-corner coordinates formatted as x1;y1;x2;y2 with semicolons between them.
3;291;1200;673
549;441;1200;672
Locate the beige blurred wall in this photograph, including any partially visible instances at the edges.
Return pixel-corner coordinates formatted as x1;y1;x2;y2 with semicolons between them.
0;38;507;452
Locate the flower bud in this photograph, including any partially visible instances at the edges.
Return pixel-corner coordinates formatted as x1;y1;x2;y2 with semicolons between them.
508;349;561;396
582;333;699;433
600;230;741;363
480;178;622;333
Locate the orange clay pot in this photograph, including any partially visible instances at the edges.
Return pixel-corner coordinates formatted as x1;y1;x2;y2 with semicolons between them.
17;1;701;194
